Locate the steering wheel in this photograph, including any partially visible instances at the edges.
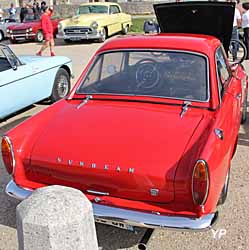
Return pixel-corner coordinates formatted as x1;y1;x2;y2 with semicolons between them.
135;58;161;90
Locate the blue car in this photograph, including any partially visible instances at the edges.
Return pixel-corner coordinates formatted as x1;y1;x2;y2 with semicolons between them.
0;44;72;120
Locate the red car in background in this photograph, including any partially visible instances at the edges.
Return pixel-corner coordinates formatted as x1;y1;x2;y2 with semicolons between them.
6;14;61;43
2;2;248;237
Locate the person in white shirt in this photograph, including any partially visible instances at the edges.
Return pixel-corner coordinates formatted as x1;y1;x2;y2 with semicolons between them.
231;0;242;61
242;3;249;59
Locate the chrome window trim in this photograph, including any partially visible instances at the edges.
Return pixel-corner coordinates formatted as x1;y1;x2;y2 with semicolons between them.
76;49;210;103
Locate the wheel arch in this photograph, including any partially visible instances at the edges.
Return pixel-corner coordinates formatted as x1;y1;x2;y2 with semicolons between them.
59;64;71;78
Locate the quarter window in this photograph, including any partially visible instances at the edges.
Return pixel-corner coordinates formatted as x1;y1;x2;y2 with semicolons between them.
110;5;120;14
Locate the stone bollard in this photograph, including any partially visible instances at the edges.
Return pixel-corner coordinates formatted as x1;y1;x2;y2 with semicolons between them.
16;185;98;250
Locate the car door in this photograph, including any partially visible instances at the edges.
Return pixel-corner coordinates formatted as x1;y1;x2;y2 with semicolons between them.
0;45;47;119
108;5;122;34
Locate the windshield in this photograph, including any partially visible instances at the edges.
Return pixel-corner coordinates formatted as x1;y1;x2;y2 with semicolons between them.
77;50;209;102
77;5;109;14
24;14;40;22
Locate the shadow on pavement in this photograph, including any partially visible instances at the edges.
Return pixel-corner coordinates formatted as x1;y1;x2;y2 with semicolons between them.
96;224;145;250
238;104;249;147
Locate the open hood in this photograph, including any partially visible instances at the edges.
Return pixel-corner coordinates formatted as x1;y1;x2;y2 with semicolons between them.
154;1;235;53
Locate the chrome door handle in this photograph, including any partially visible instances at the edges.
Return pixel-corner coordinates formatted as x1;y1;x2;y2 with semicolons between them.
236;93;242;99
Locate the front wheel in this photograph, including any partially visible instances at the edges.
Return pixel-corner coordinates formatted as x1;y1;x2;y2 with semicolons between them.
98;28;107;43
50;68;71;103
0;31;4;41
35;30;44;42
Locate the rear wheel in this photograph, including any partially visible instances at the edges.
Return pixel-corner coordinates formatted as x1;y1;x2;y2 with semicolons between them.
122;25;129;35
241;92;248;124
0;31;4;41
35;30;44;42
50;68;71;103
218;169;230;205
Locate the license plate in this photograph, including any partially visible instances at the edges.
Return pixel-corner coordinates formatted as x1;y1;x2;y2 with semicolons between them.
70;37;81;41
95;218;134;231
15;37;25;40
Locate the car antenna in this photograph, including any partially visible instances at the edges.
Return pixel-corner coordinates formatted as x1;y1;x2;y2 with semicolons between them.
180;101;191;118
77;95;92;109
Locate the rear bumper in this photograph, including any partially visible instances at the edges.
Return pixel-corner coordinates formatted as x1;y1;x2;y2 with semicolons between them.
5;179;218;231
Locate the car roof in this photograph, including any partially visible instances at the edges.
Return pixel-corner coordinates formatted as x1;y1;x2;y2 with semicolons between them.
98;34;221;56
80;2;119;6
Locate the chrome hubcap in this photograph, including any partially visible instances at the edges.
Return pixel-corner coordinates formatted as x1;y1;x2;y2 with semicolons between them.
57;75;69;98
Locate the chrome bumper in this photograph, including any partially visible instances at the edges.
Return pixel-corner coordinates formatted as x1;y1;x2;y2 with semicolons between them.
8;33;35;39
56;31;102;41
5;180;218;231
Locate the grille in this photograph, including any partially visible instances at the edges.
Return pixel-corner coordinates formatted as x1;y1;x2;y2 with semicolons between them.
12;29;26;35
64;27;92;35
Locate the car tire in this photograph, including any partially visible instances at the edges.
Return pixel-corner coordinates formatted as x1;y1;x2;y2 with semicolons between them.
50;68;71;103
35;30;44;43
9;38;17;44
218;169;230;205
98;28;107;43
241;92;248;124
64;39;72;44
0;30;4;41
122;25;129;35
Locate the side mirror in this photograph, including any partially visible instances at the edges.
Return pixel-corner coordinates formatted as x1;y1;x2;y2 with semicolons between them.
228;39;247;65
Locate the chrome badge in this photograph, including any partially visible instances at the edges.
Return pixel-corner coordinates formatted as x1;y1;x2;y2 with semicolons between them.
150;189;159;196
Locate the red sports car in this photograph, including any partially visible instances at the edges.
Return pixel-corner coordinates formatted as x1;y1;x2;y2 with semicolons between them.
2;2;248;234
6;13;61;43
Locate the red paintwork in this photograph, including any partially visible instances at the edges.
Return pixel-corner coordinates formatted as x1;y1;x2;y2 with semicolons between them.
3;34;248;219
7;18;61;42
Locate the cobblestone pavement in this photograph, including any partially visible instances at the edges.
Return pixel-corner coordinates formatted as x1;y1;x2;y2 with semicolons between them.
0;40;249;250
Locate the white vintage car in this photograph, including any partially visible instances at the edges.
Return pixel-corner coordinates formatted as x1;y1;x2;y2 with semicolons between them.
57;2;132;43
0;18;19;41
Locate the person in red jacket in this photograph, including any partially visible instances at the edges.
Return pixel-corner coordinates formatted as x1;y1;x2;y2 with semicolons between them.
36;6;55;56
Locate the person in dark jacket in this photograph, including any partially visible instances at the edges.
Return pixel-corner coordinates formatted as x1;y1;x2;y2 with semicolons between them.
36;6;55;56
20;2;28;23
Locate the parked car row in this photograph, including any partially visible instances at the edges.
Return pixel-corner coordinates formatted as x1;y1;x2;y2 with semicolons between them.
0;2;132;44
1;2;248;239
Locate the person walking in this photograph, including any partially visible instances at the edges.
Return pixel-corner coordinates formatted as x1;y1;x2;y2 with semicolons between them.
41;1;47;14
242;3;249;59
0;7;3;21
36;6;55;57
8;3;16;19
231;0;242;61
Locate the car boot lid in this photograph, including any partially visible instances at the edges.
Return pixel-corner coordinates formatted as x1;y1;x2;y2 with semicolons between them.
153;1;235;53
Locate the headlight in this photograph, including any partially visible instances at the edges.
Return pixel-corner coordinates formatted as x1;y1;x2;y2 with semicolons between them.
6;29;10;33
91;21;98;29
29;27;32;32
9;30;13;34
58;23;62;30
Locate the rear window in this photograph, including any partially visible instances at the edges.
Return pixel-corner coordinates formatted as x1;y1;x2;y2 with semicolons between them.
77;50;209;102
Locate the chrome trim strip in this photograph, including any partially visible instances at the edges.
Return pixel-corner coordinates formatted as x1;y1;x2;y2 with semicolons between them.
2;136;15;176
87;190;110;196
5;179;218;231
76;49;211;103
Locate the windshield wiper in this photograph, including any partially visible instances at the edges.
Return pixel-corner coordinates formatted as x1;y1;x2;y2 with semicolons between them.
77;95;92;109
180;101;192;118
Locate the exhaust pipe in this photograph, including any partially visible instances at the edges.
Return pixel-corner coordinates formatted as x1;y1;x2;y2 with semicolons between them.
138;229;154;250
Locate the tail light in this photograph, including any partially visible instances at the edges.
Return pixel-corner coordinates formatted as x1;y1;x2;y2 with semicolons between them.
192;160;209;205
1;136;15;175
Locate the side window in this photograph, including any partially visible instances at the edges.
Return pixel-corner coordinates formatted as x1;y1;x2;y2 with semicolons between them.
216;47;231;98
110;5;120;14
0;47;12;72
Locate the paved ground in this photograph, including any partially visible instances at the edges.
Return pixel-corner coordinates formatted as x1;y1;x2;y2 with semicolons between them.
0;39;249;250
